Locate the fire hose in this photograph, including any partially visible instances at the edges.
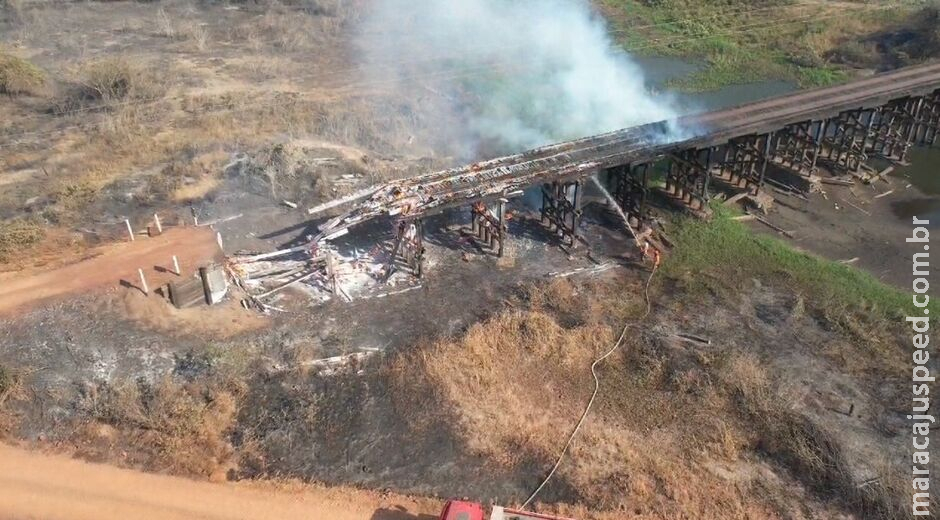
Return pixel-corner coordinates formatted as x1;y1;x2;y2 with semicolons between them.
522;176;658;508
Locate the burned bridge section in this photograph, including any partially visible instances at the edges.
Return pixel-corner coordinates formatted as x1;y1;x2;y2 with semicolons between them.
310;62;940;278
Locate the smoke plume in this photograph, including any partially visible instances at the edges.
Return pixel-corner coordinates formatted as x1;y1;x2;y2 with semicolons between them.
355;0;679;156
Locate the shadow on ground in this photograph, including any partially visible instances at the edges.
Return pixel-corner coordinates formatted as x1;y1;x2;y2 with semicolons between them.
370;506;438;520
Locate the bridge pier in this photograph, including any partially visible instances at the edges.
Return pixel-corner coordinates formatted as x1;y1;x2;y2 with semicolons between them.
865;97;921;164
769;122;820;178
912;89;940;146
714;134;772;195
606;163;649;228
541;180;583;247
384;218;425;281
470;199;508;257
666;148;711;212
818;108;870;176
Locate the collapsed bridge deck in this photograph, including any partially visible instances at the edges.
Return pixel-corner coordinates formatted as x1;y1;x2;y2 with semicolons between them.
313;62;940;240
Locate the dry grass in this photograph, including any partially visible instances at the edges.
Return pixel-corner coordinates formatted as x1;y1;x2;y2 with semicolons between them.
156;9;210;52
388;278;777;517
144;148;229;203
0;364;22;436
76;377;238;478
386;276;910;518
721;354;914;518
74;56;166;104
0;49;45;96
0;271;910;517
0;219;45;263
228;6;347;52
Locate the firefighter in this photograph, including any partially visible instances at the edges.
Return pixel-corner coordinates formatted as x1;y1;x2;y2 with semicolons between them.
639;239;661;269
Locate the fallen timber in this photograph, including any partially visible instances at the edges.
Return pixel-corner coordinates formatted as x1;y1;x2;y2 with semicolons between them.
313;62;940;241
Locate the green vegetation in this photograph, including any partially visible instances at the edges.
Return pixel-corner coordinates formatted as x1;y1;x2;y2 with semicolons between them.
598;0;925;92
0;49;45;96
662;205;927;319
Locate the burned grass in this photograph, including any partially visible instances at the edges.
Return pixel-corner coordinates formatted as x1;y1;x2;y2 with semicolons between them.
0;269;914;518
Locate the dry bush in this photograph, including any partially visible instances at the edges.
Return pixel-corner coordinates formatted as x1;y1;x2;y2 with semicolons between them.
0;219;45;263
78;57;163;102
0;364;18;408
156;7;176;38
53;57;166;113
80;377;237;478
144;148;228;203
156;9;210;52
0;364;22;436
0;49;45;96
183;22;210;52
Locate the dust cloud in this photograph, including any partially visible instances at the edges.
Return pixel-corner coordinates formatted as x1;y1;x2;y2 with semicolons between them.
355;0;681;156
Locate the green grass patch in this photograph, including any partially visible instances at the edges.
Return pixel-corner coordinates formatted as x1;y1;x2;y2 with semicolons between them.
662;205;929;319
795;65;849;88
665;47;786;92
597;0;924;91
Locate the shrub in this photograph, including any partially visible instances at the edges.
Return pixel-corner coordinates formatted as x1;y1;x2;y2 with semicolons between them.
0;219;45;263
0;50;45;96
53;57;166;113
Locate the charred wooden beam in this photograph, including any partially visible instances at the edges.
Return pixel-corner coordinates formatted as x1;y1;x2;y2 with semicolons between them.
470;199;508;257
384;218;425;281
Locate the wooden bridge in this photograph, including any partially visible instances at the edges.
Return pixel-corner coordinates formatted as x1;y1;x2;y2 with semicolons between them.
309;62;940;277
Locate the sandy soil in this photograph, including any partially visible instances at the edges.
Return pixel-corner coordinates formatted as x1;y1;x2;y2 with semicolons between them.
0;227;221;316
0;443;441;520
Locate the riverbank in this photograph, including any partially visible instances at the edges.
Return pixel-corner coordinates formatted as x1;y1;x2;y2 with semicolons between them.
597;0;939;92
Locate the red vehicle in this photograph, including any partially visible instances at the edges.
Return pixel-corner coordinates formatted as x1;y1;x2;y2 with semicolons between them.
438;500;576;520
439;501;486;520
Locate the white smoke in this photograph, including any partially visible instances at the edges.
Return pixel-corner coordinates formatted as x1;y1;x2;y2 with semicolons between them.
355;0;680;155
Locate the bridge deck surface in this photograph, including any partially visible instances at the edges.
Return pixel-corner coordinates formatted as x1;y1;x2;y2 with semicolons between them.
316;62;940;237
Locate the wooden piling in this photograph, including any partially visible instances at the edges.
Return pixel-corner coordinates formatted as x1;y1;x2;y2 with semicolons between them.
138;268;149;295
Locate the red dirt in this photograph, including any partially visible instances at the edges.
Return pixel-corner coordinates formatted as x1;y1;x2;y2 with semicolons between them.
0;227;222;316
0;443;441;520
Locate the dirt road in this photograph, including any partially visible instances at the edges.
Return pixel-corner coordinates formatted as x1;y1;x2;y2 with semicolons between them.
0;227;221;316
0;444;440;520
